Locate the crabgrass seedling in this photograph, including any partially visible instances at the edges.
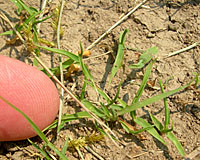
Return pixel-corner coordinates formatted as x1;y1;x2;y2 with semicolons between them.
109;29;128;85
129;46;158;69
77;30;199;154
1;0;199;158
149;81;185;156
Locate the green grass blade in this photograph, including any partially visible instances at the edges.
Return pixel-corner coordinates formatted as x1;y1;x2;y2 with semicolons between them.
81;99;105;118
134;117;166;145
106;82;122;107
80;77;87;100
100;102;111;119
16;0;34;15
28;139;51;160
35;44;79;62
61;137;69;158
0;95;48;143
120;120;153;135
129;46;158;69
78;43;98;95
109;29;129;85
117;98;127;109
79;55;96;88
130;59;156;119
118;79;194;115
160;81;170;129
24;10;41;25
17;0;36;15
0;30;15;36
194;72;200;88
34;14;53;25
44;111;91;131
87;82;111;103
150;114;163;131
166;132;185;156
10;0;23;14
41;59;74;77
110;104;124;110
47;142;68;160
0;96;68;160
132;60;155;104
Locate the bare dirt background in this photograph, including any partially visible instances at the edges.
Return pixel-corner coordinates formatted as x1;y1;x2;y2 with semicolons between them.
0;0;200;159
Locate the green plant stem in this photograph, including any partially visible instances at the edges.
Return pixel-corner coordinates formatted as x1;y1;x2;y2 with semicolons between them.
159;80;170;129
0;96;68;160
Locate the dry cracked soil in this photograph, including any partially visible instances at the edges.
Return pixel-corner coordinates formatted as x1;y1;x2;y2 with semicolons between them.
0;0;200;160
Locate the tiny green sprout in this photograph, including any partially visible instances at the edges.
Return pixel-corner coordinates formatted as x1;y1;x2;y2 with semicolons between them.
129;46;158;69
193;72;200;88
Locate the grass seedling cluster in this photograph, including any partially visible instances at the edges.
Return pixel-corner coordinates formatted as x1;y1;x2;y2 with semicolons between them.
0;0;199;159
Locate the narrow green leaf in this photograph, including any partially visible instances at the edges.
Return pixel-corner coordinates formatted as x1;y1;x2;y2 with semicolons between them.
81;99;105;118
132;60;155;104
129;46;158;69
33;58;39;66
35;44;79;62
117;98;127;109
167;132;185;156
43;111;91;131
0;95;48;143
118;79;194;115
10;0;23;14
24;10;41;25
33;14;53;25
109;29;129;85
131;59;155;119
61;137;69;158
194;72;200;88
120;121;153;135
135;117;166;145
100;102;111;119
110;104;124;110
0;30;15;36
47;142;68;160
87;82;111;103
80;77;87;100
0;96;68;160
42;59;74;77
150;114;163;131
106;82;122;107
28;139;51;160
78;43;98;95
17;0;35;15
160;81;170;129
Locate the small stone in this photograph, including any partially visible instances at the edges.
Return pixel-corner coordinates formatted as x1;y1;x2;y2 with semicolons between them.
96;145;101;149
168;24;177;31
147;32;155;38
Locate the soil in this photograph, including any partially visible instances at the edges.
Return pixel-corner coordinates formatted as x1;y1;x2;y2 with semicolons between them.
0;0;200;160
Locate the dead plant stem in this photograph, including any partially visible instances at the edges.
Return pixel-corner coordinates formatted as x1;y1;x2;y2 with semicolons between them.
167;39;200;57
86;0;149;50
37;0;48;33
57;0;65;134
